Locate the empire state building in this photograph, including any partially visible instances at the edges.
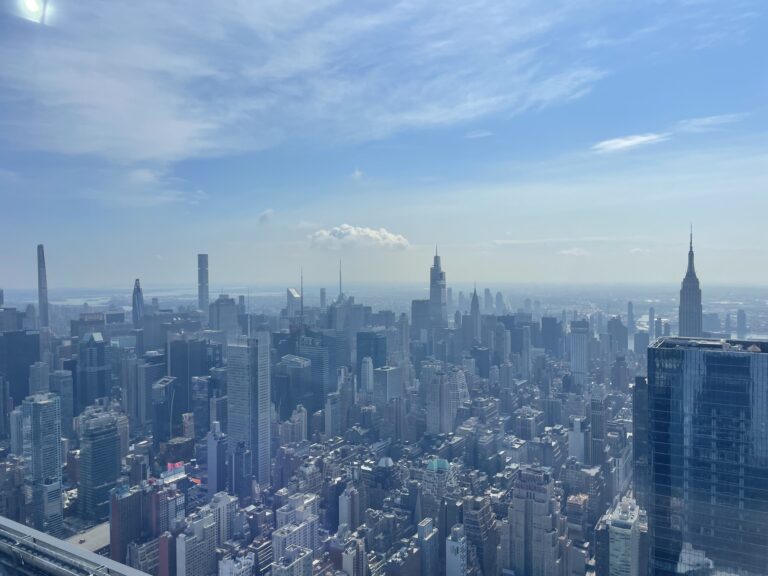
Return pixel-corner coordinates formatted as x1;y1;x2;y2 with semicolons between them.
678;232;703;337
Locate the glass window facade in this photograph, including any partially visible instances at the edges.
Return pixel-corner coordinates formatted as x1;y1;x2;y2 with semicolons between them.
648;338;768;575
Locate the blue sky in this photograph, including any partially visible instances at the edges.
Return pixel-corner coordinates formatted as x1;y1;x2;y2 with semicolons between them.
0;0;766;289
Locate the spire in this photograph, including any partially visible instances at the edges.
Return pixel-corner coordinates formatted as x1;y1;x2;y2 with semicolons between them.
435;245;438;257
686;227;696;277
339;260;343;298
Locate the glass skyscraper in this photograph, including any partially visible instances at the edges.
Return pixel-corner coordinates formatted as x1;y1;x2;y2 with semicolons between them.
648;337;768;575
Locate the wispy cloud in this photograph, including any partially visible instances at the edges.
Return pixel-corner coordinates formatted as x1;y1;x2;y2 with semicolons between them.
350;169;364;180
310;224;410;250
258;208;275;223
0;0;606;166
559;247;590;257
676;113;748;132
592;111;747;154
495;235;647;246
592;133;670;153
74;168;206;208
465;130;493;139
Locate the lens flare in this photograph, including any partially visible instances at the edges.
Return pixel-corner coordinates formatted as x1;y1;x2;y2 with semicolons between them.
24;0;41;14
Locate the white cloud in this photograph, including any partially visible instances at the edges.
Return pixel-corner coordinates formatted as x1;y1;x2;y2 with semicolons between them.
310;224;410;250
630;247;651;254
78;168;206;207
592;133;670;153
0;0;607;165
258;208;275;223
676;113;747;132
559;247;590;257
350;169;364;180
465;130;493;139
495;235;645;246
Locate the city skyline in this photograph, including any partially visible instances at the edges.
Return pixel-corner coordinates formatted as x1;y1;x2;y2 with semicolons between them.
1;2;767;287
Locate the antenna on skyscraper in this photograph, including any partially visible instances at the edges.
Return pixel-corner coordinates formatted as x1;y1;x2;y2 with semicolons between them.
339;260;343;299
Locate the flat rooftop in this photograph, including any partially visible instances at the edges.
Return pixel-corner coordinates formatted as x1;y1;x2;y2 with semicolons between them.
652;337;768;353
65;521;110;553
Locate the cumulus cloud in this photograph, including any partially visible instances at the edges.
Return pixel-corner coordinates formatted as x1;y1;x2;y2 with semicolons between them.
258;208;275;223
592;133;670;153
310;224;410;249
559;247;590;257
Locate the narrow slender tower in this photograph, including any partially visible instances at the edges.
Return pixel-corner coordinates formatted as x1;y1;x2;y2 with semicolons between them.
198;254;209;316
678;228;702;337
37;244;49;328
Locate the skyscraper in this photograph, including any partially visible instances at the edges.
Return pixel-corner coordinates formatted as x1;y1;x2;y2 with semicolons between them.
36;244;49;329
446;524;468;576
198;254;209;317
429;248;447;328
227;333;271;487
507;465;564;576
78;407;122;521
22;393;63;536
569;319;589;391
678;232;702;337
648;338;768;575
470;287;481;343
737;309;747;339
132;279;144;327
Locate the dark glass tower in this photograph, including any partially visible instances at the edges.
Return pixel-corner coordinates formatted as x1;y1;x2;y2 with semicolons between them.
131;278;144;327
36;244;49;328
429;248;447;328
678;232;702;337
648;337;768;575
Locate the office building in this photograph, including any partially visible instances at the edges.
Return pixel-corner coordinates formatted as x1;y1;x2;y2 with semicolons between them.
678;233;702;337
429;249;448;328
78;407;122;521
600;496;645;576
648;338;768;575
227;333;271;487
508;466;564;576
132;279;144;327
207;421;227;497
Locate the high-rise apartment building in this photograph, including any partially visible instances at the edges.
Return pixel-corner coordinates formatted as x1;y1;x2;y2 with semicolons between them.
36;244;49;329
198;254;209;318
22;393;63;536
